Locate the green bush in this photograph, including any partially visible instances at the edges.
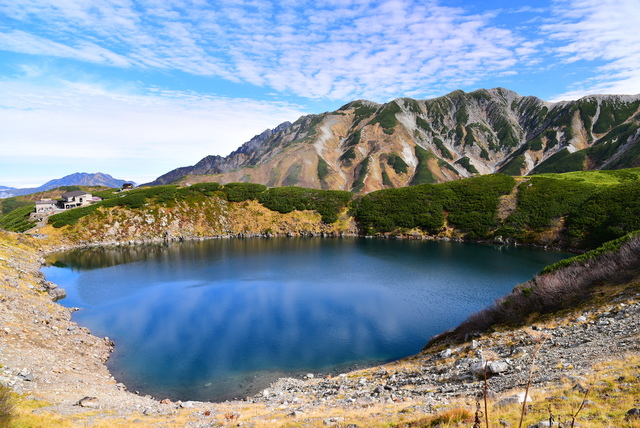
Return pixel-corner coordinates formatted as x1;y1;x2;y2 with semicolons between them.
567;181;640;248
221;183;267;202
441;174;516;238
1;197;32;215
0;204;36;232
498;177;598;240
258;187;352;223
368;102;401;134
339;147;356;164
49;204;100;228
317;158;330;181
410;146;438;185
352;157;370;193
351;185;446;234
387;153;408;174
433;137;453;160
541;230;639;274
454;156;479;174
352;174;515;238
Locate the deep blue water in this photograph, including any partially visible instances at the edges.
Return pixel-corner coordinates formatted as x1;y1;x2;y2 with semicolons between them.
43;238;570;401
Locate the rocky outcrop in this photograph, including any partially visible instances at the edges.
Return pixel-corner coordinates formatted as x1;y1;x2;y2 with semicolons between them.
148;88;640;192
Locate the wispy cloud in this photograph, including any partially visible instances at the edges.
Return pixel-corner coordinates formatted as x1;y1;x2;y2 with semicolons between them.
0;74;305;185
0;0;533;101
544;0;640;100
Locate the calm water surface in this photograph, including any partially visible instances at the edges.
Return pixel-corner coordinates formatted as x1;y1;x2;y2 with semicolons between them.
43;238;570;401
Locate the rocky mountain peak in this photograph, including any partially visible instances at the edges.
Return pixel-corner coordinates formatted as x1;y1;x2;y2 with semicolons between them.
148;88;640;192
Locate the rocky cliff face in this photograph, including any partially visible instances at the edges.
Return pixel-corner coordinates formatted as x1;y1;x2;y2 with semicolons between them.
148;88;640;192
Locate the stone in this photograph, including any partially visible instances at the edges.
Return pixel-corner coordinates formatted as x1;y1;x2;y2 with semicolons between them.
440;349;453;358
48;288;67;302
576;316;587;322
626;408;640;420
18;368;33;382
488;360;509;374
372;386;385;395
77;397;99;408
494;392;532;408
323;417;344;426
470;361;486;376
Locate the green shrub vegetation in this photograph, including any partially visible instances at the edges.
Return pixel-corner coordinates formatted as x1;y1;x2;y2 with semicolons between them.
410;146;438;185
531;148;586;174
317;158;330;181
415;116;433;133
567;181;640;248
339;147;356;164
258;187;352;223
440;174;516;238
432;137;453;159
497;177;598;241
1;197;32;215
381;170;392;186
593;100;640;133
353;174;516;238
220;183;268;202
454;156;479;174
387;153;408;174
344;129;361;148
352;103;378;123
541;230;639;274
493;116;519;147
500;154;526;176
368;102;401;134
0;204;36;232
352;157;370;193
351;185;446;234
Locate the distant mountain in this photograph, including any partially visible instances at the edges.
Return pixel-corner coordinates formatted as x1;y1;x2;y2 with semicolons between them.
147;88;640;192
0;172;133;198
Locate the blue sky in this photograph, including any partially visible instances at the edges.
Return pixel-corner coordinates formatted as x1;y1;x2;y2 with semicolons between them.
1;0;639;188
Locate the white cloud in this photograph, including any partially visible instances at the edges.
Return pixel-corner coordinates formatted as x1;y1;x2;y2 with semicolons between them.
0;0;533;102
544;0;640;100
0;77;306;185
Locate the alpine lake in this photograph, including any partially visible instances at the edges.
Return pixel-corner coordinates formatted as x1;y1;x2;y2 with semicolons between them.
43;237;571;402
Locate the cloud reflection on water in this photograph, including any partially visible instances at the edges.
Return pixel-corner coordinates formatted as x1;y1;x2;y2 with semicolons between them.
48;238;570;401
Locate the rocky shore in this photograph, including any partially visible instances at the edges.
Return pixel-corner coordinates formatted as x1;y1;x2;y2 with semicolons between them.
1;231;639;427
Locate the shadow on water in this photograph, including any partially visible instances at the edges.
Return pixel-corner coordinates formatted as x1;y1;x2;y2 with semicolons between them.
43;238;571;401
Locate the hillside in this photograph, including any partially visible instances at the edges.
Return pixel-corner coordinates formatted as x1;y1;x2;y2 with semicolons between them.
17;168;638;252
0;172;132;199
148;88;640;192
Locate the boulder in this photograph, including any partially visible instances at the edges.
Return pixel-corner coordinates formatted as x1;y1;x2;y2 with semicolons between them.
488;360;509;374
494;392;532;408
49;288;67;302
77;397;99;408
18;368;33;382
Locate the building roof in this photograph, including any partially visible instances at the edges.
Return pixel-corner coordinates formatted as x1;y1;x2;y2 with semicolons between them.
62;190;91;198
36;199;57;205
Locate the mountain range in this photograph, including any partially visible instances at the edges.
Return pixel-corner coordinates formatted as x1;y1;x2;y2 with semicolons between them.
148;88;640;192
0;172;133;198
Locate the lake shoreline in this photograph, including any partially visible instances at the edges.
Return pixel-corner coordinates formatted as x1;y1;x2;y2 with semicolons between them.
3;230;636;427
